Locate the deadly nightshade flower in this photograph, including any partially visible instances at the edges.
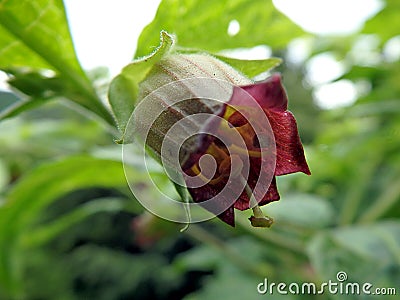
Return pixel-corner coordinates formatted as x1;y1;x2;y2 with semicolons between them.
133;53;310;227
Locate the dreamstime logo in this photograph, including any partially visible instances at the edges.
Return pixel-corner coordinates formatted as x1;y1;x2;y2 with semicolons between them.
122;77;276;224
257;271;397;296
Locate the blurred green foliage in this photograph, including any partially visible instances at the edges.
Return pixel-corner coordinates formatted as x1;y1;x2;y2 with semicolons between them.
135;0;304;57
0;0;399;299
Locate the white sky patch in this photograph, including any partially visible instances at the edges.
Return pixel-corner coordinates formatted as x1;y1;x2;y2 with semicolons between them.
273;0;383;35
220;45;272;60
383;36;400;62
0;71;9;91
349;35;382;66
286;37;313;65
64;0;161;75
313;79;358;109
227;19;240;36
305;52;346;86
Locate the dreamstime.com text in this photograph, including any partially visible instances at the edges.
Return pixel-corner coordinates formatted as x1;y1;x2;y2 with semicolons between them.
257;271;397;296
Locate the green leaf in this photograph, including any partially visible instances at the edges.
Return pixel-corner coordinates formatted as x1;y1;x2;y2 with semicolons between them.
184;271;262;300
67;245;173;300
0;97;49;121
0;69;60;121
172;181;192;231
363;0;400;44
0;156;129;296
5;69;66;99
214;55;282;78
264;194;335;228
0;0;114;125
308;221;400;300
178;237;297;300
0;90;20;112
174;47;282;77
0;156;128;231
108;75;137;134
0;159;8;193
108;31;174;133
135;0;304;57
0;0;81;72
21;197;136;248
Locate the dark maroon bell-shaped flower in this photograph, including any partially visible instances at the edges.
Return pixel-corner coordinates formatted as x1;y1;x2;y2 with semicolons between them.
134;54;310;227
182;74;310;226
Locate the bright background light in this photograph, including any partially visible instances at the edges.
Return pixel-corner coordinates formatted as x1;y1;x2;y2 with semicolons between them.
273;0;383;35
64;0;161;75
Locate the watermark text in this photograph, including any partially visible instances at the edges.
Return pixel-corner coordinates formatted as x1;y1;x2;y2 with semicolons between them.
257;271;397;296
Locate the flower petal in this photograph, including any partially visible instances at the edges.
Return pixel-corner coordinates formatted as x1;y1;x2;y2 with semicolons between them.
258;176;281;206
187;182;236;227
266;109;311;175
233;73;288;111
234;176;280;210
217;206;235;227
231;74;310;176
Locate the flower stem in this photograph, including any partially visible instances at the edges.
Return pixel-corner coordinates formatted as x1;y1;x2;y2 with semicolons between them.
240;175;274;228
251;204;266;219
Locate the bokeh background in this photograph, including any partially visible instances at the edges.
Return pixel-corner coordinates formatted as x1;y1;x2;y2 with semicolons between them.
0;0;399;299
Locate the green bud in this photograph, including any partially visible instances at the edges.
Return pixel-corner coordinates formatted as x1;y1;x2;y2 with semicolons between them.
133;53;252;166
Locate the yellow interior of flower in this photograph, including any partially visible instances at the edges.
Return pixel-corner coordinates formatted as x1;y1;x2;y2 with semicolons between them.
189;107;262;185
